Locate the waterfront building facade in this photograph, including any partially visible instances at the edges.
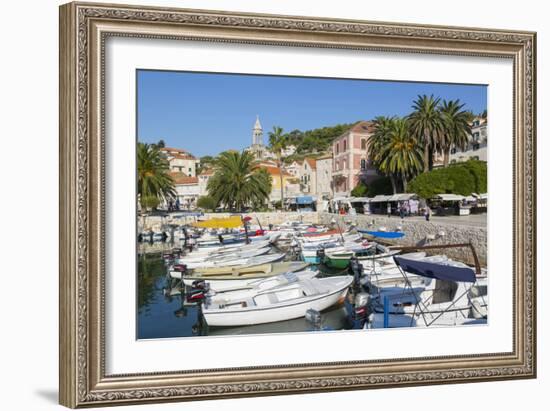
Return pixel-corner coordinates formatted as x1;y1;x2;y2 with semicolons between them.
169;172;200;209
198;168;214;197
331;121;378;197
160;147;199;177
449;116;488;163
315;154;333;199
298;158;317;195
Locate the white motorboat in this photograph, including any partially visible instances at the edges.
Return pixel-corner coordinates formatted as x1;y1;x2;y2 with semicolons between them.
202;276;353;326
367;253;488;328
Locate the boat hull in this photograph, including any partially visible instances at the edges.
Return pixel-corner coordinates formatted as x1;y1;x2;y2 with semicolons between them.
203;277;352;326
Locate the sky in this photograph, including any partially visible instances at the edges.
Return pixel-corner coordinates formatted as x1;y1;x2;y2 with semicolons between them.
137;70;487;157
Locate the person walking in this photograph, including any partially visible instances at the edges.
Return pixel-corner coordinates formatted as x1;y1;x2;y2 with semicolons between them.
387;203;392;218
424;206;431;222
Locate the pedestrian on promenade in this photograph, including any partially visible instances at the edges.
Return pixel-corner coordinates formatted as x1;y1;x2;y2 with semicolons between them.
387;203;391;218
424;207;431;222
399;204;405;219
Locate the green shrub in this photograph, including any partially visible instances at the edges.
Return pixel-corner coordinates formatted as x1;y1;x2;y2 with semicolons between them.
407;160;487;198
196;195;218;211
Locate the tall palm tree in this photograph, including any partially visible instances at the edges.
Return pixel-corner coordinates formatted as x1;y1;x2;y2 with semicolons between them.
137;143;176;210
378;118;424;192
207;150;272;211
369;116;398;193
268;126;287;208
408;94;444;172
439;99;472;167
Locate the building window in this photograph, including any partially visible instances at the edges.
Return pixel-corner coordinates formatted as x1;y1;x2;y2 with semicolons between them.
360;159;366;170
343;159;347;170
343;139;347;151
361;139;367;150
336;143;339;154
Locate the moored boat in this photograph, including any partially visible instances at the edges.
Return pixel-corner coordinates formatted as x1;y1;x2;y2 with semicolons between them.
202;276;353;326
175;260;306;288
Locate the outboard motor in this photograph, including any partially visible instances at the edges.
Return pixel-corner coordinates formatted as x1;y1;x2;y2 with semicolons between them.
349;256;363;289
162;252;174;265
186;280;209;303
353;292;371;320
191;280;209;291
305;308;322;330
172;264;187;275
316;248;326;264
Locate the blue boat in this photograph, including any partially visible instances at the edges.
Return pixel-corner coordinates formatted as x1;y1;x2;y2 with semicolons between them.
359;230;405;239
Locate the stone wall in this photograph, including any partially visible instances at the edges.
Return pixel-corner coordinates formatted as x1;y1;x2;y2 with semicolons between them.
139;211;320;232
318;213;487;266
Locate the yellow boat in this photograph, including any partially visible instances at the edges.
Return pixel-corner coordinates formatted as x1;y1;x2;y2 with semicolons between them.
191;215;243;229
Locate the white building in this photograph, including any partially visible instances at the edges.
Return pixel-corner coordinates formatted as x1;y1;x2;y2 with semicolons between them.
169;173;200;209
198;168;214;197
160;147;199;176
315;154;333;199
298;158;317;195
449;117;488;163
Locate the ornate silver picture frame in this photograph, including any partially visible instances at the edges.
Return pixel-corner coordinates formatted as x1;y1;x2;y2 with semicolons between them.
59;1;536;407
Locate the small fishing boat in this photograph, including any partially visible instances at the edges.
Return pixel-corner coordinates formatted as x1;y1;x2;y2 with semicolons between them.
202;275;353;326
206;269;319;302
358;229;405;240
169;252;286;278
178;261;310;288
176;246;271;267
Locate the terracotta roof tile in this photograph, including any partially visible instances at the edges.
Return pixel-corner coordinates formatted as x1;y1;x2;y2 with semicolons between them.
169;172;198;185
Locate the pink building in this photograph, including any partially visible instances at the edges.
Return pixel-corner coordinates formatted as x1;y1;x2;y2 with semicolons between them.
332;121;378;196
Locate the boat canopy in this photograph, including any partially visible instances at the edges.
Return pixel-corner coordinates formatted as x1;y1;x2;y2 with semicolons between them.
394;256;476;283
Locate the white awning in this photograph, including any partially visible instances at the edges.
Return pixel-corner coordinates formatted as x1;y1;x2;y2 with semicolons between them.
349;197;371;203
370;195;393;202
434;194;465;201
388;193;417;201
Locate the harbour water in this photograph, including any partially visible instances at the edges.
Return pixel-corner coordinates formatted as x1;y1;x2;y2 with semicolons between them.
137;243;360;339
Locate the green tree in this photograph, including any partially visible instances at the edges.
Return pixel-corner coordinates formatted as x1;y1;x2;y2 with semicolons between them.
368;116;398;193
378;118;423;192
408;94;444;172
407;159;487;198
268;126;288;209
207;150;272;211
137;143;176;211
439;99;472;167
196;195;218;211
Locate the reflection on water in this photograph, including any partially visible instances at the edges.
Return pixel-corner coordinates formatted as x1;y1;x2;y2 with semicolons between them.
137;243;359;340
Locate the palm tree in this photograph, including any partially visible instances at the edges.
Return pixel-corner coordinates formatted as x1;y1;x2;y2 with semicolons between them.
207;150;272;211
137;143;176;210
378;118;423;192
268;126;287;208
439;99;472;167
408;94;444;172
369;116;398;193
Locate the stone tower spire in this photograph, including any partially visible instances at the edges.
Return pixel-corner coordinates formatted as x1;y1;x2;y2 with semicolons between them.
252;115;263;146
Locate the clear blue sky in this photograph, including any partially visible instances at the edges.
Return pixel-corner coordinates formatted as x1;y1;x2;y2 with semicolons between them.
137;70;487;157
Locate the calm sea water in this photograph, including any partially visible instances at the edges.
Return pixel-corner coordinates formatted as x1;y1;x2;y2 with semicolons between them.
137;243;360;339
